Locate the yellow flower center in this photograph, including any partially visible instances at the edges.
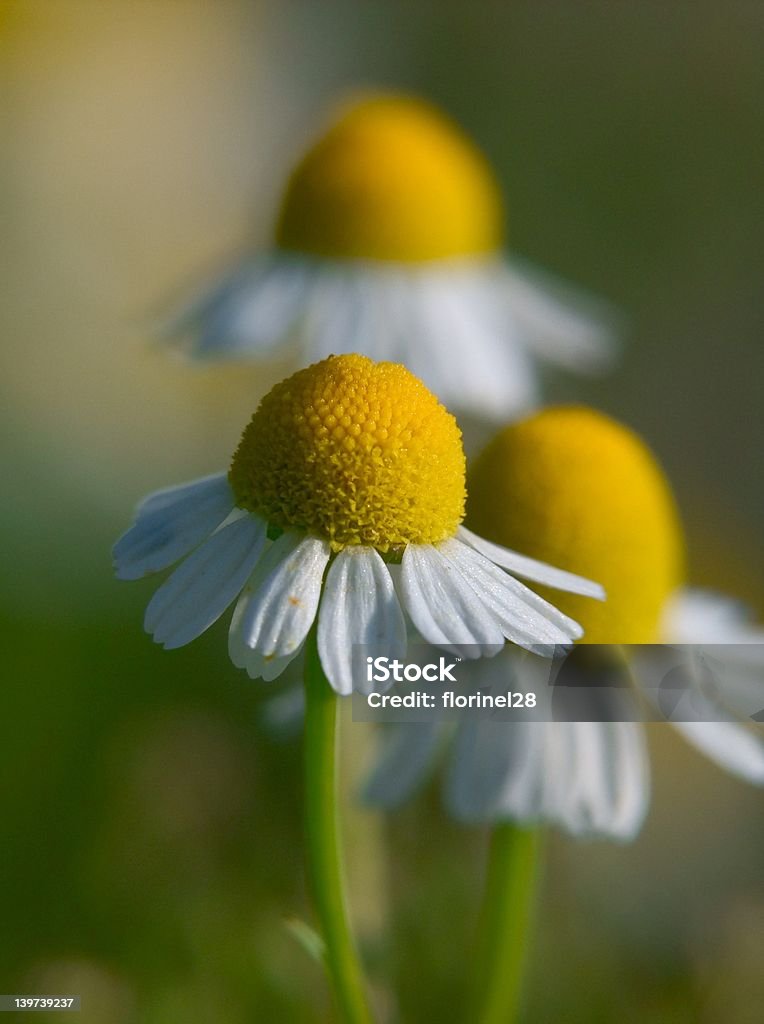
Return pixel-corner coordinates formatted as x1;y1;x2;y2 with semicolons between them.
275;93;503;263
466;406;685;644
229;354;465;552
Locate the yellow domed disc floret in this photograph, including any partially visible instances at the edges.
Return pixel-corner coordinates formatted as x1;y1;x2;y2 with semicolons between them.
275;93;503;263
467;406;685;644
230;354;466;553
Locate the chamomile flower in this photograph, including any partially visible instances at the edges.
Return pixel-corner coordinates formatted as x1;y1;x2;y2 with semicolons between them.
113;356;603;695
164;93;616;420
366;407;764;838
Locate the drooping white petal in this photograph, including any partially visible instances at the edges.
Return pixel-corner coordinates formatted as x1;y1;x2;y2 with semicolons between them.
662;588;764;647
443;652;550;822
398;544;505;657
163;250;619;420
646;642;764;784
229;532;330;676
401;265;540;419
300;261;534;419
165;256;315;358
144;514;267;649
363;269;421;366
363;722;446;807
300;268;368;362
446;715;648;841
446;716;544;823
498;256;619;373
671;720;764;784
628;633;764;787
113;473;235;580
154;261;256;340
215;261;312;355
664;590;764;721
243;644;306;683
552;720;649;840
633;626;764;761
317;546;407;696
133;472;232;518
331;269;401;364
230;592;305;682
439;537;582;650
443;654;649;840
304;265;401;362
689;650;764;723
458;526;605;600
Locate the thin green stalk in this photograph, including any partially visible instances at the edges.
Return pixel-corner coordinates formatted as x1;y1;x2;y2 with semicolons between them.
470;823;541;1024
303;632;374;1024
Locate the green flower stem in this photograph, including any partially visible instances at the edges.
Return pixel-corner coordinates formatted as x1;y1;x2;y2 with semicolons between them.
303;633;374;1024
470;823;541;1024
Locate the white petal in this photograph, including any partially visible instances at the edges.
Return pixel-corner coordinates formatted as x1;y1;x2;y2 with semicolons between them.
154;261;256;339
401;266;540;418
444;654;557;823
671;720;764;784
229;532;330;676
499;256;620;373
446;716;544;823
318;547;407;696
693;653;764;721
164;255;315;358
551;720;649;840
362;269;421;365
161;253;618;413
339;271;400;364
113;473;235;580
363;722;445;807
299;261;542;420
662;587;764;647
144;514;267;649
445;654;648;839
398;544;505;657
446;716;648;840
661;591;764;721
633;643;764;752
458;526;605;600
243;644;306;682
134;472;231;517
200;259;313;357
439;538;581;650
300;268;368;362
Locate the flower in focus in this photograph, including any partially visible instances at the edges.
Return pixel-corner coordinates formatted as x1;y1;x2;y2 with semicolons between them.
113;357;603;694
164;93;617;420
366;406;764;838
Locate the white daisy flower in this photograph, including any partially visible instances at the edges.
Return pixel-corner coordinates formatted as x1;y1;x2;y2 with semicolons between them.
163;93;617;421
365;406;764;839
113;356;604;695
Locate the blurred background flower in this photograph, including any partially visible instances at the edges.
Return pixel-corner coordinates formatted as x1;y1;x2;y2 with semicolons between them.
2;1;763;1021
160;90;616;422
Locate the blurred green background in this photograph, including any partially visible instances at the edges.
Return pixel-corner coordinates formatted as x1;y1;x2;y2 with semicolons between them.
1;2;762;1021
